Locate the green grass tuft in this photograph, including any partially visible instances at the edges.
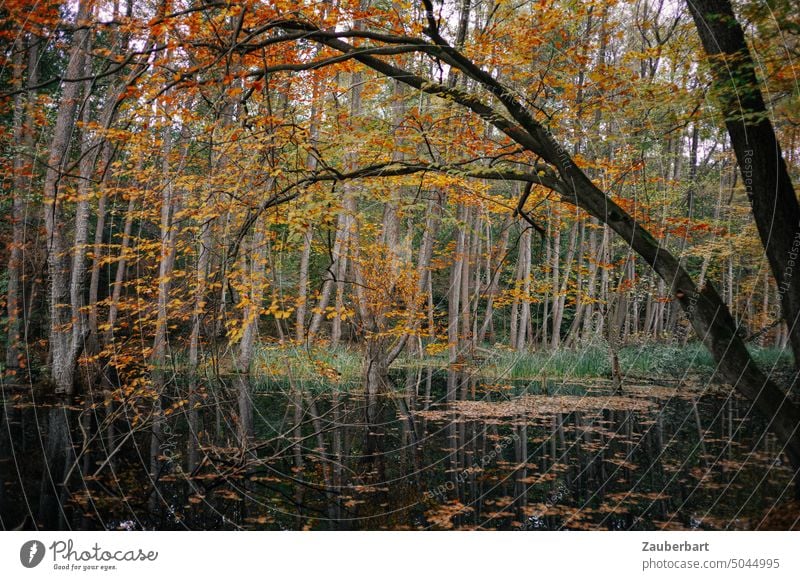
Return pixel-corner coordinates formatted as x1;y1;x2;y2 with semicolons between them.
249;341;795;390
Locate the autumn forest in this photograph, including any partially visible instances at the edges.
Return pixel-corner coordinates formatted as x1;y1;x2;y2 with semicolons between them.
2;0;800;531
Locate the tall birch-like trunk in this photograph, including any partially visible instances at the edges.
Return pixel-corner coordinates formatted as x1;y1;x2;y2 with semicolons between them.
236;218;267;445
6;35;38;369
43;1;90;393
552;219;578;349
516;227;532;350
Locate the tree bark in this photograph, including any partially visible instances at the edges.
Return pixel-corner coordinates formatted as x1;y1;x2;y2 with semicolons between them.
687;0;800;368
478;216;511;344
43;1;90;393
236;218;267;444
6;34;38;370
67;52;95;387
552;218;578;349
516;226;532;350
104;192;136;347
295;70;322;343
448;205;466;362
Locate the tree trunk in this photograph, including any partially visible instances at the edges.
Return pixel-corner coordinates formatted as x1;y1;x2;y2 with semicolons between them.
448;205;466;362
295;229;312;342
565;218;586;346
43;1;90;393
478;216;511;344
516;226;532;350
87;144;112;344
550;208;561;349
151;132;177;370
104;194;136;347
295;70;323;343
687;0;800;368
188;220;211;470
6;34;38;370
552;218;578;349
541;214;552;347
67;55;95;387
460;207;473;353
236;218;267;444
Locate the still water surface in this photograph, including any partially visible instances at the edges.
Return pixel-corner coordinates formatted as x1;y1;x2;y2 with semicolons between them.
0;369;793;530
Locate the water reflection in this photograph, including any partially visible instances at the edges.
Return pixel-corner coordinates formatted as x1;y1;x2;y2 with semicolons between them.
0;370;795;530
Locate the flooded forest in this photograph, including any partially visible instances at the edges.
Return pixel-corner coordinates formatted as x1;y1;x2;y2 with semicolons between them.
2;0;800;530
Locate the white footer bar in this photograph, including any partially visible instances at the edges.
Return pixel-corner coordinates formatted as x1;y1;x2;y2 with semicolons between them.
1;531;797;579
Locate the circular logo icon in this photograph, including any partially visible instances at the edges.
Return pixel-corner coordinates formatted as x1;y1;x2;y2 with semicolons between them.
20;540;46;568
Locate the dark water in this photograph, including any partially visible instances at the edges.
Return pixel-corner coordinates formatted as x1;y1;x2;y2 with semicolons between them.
0;369;795;530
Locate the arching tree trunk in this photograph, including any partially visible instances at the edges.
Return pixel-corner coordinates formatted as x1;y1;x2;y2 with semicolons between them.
294;28;800;480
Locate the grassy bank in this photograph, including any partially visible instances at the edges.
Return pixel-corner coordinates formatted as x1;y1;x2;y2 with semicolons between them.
475;343;794;381
252;345;364;390
250;342;795;388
